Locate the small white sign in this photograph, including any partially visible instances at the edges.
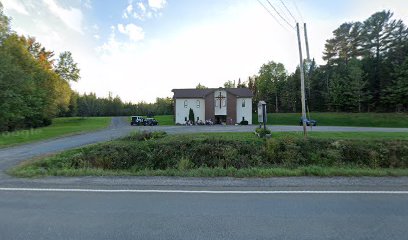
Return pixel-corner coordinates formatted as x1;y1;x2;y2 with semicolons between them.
257;101;267;123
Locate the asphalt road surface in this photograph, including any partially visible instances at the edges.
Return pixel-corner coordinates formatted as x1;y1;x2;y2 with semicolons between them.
1;116;408;239
1;178;408;240
1;117;408;174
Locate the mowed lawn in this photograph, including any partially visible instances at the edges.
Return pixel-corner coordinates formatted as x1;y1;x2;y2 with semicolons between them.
178;132;408;141
147;113;408;128
0;117;112;148
252;112;408;128
153;115;173;125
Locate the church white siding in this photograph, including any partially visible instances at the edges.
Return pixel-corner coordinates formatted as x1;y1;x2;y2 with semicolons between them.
236;98;252;124
175;98;205;124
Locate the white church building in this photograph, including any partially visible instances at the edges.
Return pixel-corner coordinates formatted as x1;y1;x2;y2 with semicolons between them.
172;88;253;125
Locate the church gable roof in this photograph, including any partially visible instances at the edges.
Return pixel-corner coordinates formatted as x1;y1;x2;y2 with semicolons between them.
172;88;253;98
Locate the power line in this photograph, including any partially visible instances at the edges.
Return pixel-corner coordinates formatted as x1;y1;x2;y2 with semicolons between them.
256;0;291;32
265;0;295;29
279;0;298;23
292;0;304;23
274;0;293;25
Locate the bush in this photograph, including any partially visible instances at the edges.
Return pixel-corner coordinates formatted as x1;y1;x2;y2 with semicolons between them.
123;131;167;141
178;157;194;171
255;127;271;137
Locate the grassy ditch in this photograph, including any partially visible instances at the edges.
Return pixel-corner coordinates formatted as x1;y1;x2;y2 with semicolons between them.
9;131;408;178
0;117;112;148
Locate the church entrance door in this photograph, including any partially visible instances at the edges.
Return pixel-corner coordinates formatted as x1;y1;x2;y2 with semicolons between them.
214;115;227;124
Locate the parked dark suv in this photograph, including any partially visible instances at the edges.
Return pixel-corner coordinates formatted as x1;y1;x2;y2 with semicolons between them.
144;118;158;126
299;117;317;126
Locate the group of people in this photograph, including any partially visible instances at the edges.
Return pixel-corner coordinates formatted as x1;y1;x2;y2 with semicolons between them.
184;119;214;126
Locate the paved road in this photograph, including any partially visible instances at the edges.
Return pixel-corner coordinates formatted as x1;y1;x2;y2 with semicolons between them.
1;179;408;240
1;118;407;239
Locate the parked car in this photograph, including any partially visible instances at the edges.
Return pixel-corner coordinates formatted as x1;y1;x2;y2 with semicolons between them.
299;117;317;126
130;116;145;126
144;118;158;126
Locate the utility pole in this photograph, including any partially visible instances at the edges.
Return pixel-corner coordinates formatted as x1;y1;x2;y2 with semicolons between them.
303;23;311;61
270;66;279;113
303;22;312;122
296;23;307;137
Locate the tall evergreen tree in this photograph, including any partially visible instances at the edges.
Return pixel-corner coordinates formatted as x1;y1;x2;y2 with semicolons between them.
383;57;408;111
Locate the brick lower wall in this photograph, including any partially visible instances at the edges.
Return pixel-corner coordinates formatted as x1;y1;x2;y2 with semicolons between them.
227;92;237;125
205;93;215;121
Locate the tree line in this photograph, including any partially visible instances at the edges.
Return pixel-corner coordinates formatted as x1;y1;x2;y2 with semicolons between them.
244;10;408;113
0;3;79;131
68;93;173;117
0;4;172;132
2;6;407;132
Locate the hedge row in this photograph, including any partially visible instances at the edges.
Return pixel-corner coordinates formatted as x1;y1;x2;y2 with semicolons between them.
39;133;408;171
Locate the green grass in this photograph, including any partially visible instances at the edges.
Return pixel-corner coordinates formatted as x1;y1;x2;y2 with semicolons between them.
9;165;408;178
128;115;173;125
0;117;111;148
271;131;408;140
136;113;408;127
153;115;174;125
9;131;408;178
177;131;408;140
253;112;408;128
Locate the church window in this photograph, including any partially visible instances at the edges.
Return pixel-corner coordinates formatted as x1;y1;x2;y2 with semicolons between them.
215;91;226;108
196;100;200;108
242;99;246;107
184;100;188;108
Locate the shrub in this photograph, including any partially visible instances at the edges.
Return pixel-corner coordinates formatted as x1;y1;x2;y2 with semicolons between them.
34;134;408;173
178;157;194;171
123;131;167;141
255;127;271;137
189;108;195;123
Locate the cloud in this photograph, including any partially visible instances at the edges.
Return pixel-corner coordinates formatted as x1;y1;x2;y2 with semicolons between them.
81;0;92;9
123;0;165;20
137;2;146;13
148;0;166;11
42;0;83;33
126;3;133;14
97;26;119;53
122;2;134;19
117;23;144;42
2;0;29;15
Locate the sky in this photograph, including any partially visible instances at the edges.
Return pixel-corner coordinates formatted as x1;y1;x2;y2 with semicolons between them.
2;0;408;103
